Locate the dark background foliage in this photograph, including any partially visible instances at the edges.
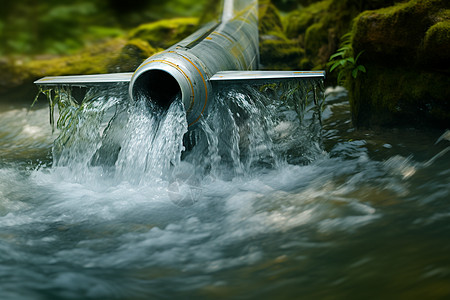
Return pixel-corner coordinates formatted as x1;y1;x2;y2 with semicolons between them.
0;0;212;55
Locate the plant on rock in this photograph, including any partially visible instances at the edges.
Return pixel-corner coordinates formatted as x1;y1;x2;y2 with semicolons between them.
328;32;366;86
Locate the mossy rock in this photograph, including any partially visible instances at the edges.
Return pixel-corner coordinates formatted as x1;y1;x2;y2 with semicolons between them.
259;0;284;35
259;0;305;70
260;37;305;70
28;38;127;77
0;17;202;99
284;0;332;39
259;0;366;71
108;39;160;73
349;64;450;128
0;38;127;97
349;0;450;128
259;0;334;71
352;0;449;65
420;11;450;70
283;0;399;40
282;0;372;71
128;17;199;49
304;22;328;56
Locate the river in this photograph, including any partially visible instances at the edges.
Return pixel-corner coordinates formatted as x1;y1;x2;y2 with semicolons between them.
0;84;449;299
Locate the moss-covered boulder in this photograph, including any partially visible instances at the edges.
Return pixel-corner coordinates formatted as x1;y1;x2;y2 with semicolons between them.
259;0;284;35
420;13;450;69
0;17;200;101
284;0;332;39
353;0;449;65
281;0;402;71
283;0;334;69
0;38;127;98
283;0;364;70
260;36;305;70
350;66;450;128
27;38;127;77
108;39;160;73
128;17;199;49
350;0;450;128
259;0;305;69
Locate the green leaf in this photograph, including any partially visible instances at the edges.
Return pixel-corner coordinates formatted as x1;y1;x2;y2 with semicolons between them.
326;61;333;68
329;51;345;60
337;71;344;85
357;65;366;72
355;50;365;62
347;57;355;64
337;45;351;52
352;68;358;78
330;62;341;72
341;32;352;40
339;33;353;47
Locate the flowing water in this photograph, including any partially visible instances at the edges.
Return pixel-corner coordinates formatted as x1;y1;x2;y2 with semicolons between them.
0;83;449;300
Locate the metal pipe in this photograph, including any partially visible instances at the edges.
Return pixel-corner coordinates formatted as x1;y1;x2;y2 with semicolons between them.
129;0;259;126
34;0;325;127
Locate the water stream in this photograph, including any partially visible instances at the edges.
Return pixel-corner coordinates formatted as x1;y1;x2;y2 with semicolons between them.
0;83;449;299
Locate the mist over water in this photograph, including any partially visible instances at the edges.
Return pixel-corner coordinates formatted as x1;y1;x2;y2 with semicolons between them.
1;83;449;299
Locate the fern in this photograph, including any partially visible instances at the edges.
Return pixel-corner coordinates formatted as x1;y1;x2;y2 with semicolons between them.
327;32;366;86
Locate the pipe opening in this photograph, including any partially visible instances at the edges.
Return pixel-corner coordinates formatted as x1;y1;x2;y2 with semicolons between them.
132;70;181;109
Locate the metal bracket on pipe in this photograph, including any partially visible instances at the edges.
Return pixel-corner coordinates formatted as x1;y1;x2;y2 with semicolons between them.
210;71;325;86
34;73;133;87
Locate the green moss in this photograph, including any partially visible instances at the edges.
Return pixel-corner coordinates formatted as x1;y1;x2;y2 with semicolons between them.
128;17;199;49
347;0;450;127
349;64;450;128
284;0;332;39
259;0;284;35
424;20;450;51
108;39;160;72
26;38;127;77
281;0;371;71
304;23;328;56
198;1;222;24
299;57;314;70
0;16;203;96
421;19;450;69
352;0;449;65
260;38;305;70
0;37;128;97
263;30;290;42
259;0;305;70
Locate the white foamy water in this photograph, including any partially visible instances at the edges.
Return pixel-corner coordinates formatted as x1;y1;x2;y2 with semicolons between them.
1;84;449;299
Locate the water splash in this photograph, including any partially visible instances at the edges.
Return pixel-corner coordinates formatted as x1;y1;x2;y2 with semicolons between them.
183;80;325;179
114;97;188;184
36;78;325;185
4;84;449;299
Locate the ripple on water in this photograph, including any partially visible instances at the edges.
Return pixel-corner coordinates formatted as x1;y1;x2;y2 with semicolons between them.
1;86;449;299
